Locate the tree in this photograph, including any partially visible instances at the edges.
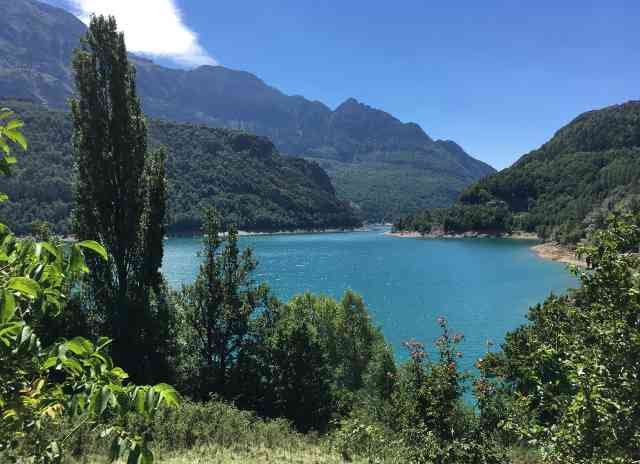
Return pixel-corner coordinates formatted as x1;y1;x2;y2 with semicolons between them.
177;207;268;397
483;213;640;463
0;109;179;464
71;15;170;382
264;318;333;432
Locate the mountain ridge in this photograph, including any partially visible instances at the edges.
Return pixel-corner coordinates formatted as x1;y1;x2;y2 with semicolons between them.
0;0;495;221
394;100;640;242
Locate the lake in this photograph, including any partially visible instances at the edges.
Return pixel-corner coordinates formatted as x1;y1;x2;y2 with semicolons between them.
162;228;577;371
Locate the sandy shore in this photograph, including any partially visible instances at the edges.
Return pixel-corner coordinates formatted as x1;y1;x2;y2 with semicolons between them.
530;242;586;267
386;230;587;267
384;231;423;238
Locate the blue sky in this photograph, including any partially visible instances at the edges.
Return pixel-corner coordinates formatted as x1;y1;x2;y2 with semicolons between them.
46;0;639;169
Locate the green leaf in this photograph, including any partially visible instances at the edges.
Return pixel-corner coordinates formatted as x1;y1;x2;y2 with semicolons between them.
0;321;23;346
61;358;83;375
77;240;108;261
65;336;94;356
42;356;59;370
5;119;24;131
0;138;10;156
4;130;27;151
0;109;14;120
7;277;41;299
0;290;16;323
111;367;129;380
39;242;60;260
69;245;89;274
134;387;146;413
154;383;180;408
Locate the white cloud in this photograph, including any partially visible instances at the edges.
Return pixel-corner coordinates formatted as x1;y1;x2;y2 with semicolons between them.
69;0;217;67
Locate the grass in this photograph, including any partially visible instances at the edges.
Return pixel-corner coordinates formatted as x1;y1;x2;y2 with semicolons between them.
62;400;363;464
71;444;359;464
153;444;362;464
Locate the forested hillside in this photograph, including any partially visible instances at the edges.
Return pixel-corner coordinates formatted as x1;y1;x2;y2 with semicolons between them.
0;0;495;221
0;99;360;234
395;101;640;243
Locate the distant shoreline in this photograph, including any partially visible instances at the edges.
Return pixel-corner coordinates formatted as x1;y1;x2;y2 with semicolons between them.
385;230;586;267
383;230;539;240
237;226;373;237
165;225;377;239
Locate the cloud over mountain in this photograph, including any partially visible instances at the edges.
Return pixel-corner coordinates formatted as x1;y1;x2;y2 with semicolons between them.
68;0;216;67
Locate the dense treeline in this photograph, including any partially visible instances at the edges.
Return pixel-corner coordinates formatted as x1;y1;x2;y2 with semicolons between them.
395;101;640;243
0;99;360;236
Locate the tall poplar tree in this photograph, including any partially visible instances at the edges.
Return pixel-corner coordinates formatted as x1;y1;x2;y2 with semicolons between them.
71;15;170;382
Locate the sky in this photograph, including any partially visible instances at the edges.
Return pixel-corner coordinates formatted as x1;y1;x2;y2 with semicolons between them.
44;0;640;170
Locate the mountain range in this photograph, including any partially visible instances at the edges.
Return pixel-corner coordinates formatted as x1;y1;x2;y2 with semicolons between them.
0;0;495;222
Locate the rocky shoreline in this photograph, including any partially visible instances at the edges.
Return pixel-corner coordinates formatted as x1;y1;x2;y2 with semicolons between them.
384;230;539;240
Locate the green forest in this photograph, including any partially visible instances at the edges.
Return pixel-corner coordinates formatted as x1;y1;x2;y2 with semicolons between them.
0;100;360;235
3;14;640;464
395;101;640;243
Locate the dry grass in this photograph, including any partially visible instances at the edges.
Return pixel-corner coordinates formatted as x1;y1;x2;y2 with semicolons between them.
154;443;362;464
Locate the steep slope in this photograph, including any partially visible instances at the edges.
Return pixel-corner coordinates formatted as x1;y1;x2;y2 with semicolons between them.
0;99;360;234
395;101;640;243
0;0;495;221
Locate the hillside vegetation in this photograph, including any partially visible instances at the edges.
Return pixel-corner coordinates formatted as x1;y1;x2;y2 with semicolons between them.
0;0;495;221
395;101;640;243
0;99;360;234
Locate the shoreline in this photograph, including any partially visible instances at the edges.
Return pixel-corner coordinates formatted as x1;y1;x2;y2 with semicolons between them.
383;230;539;240
237;226;372;237
530;242;586;267
385;230;586;267
166;225;376;239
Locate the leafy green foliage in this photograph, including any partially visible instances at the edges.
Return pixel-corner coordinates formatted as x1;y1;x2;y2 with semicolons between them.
396;101;640;242
482;213;640;463
0;108;179;464
333;318;506;463
205;289;394;433
0;108;27;182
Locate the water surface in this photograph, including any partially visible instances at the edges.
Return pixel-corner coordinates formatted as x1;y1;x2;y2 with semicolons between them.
163;229;577;370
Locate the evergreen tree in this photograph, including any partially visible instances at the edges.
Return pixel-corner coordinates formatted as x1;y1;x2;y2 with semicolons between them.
177;207;267;397
70;15;170;382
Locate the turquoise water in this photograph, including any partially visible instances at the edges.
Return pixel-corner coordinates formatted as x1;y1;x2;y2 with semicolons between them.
162;229;577;370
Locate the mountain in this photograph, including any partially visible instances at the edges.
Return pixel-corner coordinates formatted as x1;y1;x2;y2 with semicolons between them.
395;101;640;243
0;0;495;221
0;99;360;234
